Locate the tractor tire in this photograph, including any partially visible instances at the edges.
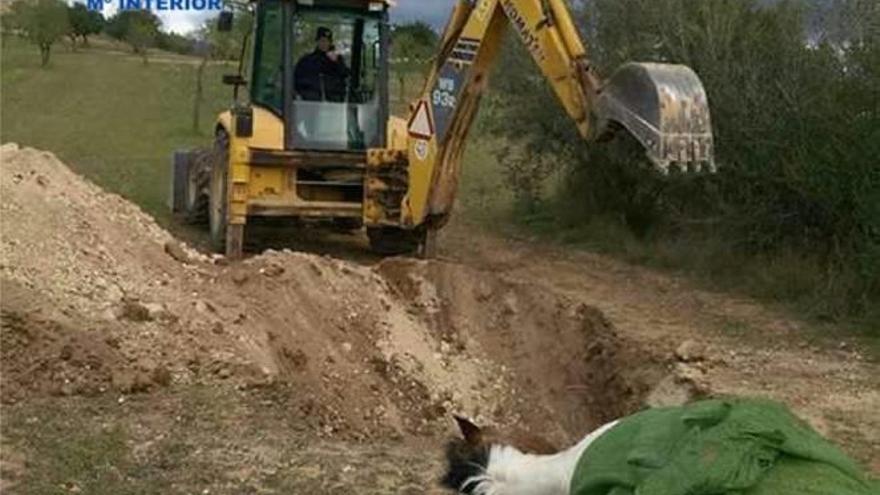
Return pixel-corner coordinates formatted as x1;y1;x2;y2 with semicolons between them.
184;147;212;224
366;227;422;256
207;131;230;253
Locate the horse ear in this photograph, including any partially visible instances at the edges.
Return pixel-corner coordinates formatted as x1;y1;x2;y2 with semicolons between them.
453;415;483;446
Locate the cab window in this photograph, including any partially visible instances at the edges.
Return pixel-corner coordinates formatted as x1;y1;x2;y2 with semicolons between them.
251;0;283;113
290;9;382;151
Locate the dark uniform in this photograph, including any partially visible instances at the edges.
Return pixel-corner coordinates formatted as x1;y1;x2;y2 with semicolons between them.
294;27;350;102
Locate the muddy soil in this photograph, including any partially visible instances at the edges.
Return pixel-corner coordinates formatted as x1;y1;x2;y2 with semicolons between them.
1;144;877;493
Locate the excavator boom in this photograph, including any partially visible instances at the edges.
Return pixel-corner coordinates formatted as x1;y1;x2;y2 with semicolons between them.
397;0;715;228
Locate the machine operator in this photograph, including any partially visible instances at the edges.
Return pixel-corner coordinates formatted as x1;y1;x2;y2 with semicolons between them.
294;26;350;102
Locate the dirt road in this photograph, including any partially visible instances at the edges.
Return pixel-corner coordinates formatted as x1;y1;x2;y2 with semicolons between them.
1;145;877;493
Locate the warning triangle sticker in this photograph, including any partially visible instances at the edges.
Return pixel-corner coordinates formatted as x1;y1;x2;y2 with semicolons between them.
408;101;434;139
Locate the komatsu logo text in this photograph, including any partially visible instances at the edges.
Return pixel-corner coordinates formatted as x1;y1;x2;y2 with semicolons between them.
501;0;546;62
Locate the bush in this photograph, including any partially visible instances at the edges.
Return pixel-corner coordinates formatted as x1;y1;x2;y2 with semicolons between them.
156;31;196;56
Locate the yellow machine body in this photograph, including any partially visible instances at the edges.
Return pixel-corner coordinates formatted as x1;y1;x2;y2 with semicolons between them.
177;0;714;258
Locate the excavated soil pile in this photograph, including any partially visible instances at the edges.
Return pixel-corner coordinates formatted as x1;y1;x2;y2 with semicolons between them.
0;144;655;442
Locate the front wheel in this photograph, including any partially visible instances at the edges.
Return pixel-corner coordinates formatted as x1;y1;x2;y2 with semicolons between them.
366;227;436;258
184;147;212;224
208;131;230;253
367;227;419;256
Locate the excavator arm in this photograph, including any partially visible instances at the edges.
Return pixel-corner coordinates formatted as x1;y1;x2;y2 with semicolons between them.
394;0;714;231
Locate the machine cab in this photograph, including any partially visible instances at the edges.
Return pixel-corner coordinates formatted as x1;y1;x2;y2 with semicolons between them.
246;0;390;152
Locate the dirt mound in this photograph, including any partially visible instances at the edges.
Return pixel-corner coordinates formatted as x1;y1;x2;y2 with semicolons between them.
0;144;655;442
0;143;236;403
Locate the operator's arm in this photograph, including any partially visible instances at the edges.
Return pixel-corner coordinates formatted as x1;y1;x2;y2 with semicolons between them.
325;50;350;77
333;58;351;78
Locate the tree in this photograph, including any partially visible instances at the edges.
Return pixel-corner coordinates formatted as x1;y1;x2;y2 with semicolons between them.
391;21;436;53
1;7;21;36
156;31;196;56
197;10;253;61
391;21;438;104
8;0;70;67
105;10;160;63
67;2;104;47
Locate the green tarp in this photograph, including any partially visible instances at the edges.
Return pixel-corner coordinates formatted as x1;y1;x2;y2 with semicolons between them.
570;398;878;495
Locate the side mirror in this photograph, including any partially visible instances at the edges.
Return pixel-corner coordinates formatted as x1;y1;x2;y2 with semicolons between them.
222;74;247;86
217;11;234;32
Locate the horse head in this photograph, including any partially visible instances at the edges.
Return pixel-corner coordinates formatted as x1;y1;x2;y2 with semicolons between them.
441;415;565;495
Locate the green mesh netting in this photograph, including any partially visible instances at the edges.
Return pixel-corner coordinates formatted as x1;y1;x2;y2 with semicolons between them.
570;398;878;495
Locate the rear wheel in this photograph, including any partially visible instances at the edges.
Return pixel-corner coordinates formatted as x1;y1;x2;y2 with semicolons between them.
208;131;230;253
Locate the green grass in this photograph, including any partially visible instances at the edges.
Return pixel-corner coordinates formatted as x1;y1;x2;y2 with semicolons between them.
0;385;436;495
3;402;142;495
458;138;514;222
2;387;241;494
1;36;235;219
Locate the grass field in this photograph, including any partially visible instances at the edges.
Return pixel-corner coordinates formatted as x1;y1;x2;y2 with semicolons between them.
1;36;236;219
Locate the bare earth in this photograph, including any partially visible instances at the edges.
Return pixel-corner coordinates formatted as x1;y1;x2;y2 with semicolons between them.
1;144;877;494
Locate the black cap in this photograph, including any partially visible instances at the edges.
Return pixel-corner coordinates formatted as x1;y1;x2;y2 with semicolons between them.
316;27;333;41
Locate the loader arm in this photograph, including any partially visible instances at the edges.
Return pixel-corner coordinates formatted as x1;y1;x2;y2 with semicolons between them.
396;0;714;230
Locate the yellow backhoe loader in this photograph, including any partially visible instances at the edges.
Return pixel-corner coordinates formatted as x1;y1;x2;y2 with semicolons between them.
171;0;714;258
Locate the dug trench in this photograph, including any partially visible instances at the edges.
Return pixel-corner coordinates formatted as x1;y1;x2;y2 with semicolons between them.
0;144;675;493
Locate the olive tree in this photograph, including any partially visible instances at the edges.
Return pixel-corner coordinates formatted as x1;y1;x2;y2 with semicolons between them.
8;0;70;67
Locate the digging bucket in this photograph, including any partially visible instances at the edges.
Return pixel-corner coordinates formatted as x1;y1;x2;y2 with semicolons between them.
596;62;715;173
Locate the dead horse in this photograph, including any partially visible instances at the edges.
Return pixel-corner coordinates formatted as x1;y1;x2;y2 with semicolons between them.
441;398;877;495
